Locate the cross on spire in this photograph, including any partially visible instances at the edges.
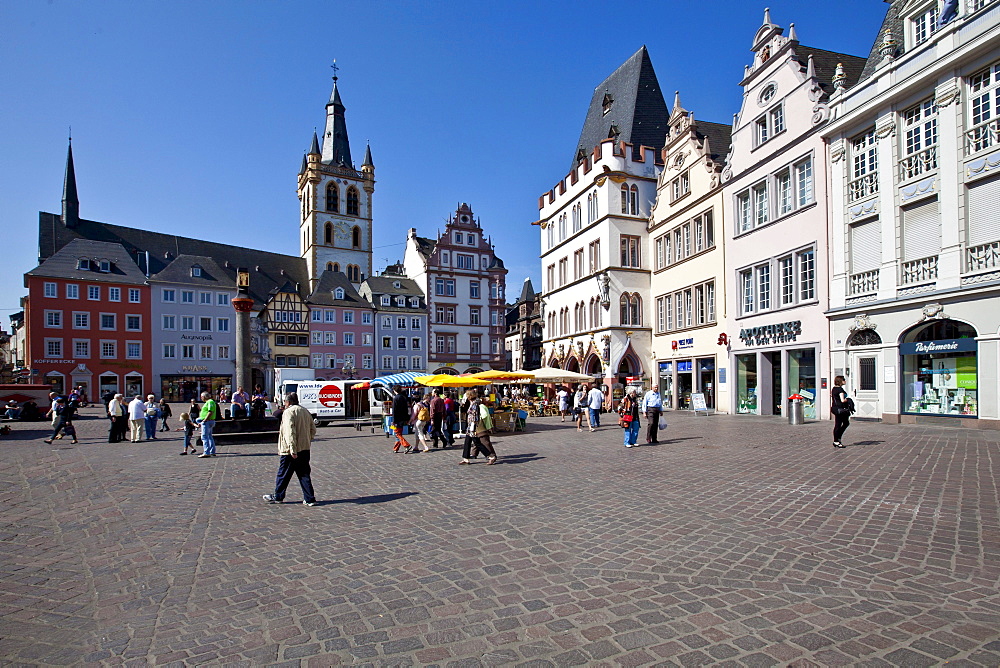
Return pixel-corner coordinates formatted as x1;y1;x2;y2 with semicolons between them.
330;59;339;82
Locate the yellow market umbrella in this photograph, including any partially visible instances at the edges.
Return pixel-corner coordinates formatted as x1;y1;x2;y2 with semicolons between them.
413;374;489;387
465;369;535;383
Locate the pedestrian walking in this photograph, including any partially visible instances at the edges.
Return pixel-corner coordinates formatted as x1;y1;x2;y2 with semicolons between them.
831;375;853;448
144;394;160;440
429;389;448;448
573;384;587;432
108;393;127;442
412;393;433;453
196;391;219;458
391;385;413;453
443;391;458;447
586;383;605;431
263;392;318;506
557;386;570;422
43;397;79;444
640;386;663;443
159;399;172;431
618;387;641;448
460;389;497;465
127;395;146;443
176;412;197;455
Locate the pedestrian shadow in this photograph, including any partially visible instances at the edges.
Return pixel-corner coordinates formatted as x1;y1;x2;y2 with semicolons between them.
497;453;544;464
850;440;884;446
322;491;419;506
653;437;703;445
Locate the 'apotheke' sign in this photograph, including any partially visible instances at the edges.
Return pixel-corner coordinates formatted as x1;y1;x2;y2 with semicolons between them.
739;321;802;346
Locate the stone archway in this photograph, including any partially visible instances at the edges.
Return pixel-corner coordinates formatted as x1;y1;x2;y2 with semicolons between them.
566;357;580;373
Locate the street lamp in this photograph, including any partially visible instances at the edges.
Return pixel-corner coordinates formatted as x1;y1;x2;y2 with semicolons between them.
343;361;356;379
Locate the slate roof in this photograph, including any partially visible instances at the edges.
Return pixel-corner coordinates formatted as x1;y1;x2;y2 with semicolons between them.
306;270;368;308
148;255;235;288
518;278;536;304
794;46;867;96
359;274;426;313
695;121;733;165
25;239;147;285
572;46;669;169
412;236;436;259
858;2;903;83
37;212;308;308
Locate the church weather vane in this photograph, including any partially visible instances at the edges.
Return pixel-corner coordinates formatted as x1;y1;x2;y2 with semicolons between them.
331;59;339;82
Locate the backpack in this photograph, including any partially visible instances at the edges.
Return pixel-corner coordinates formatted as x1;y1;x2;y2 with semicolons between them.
416;403;429;422
478;404;494;431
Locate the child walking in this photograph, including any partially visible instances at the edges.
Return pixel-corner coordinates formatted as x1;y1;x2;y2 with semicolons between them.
177;412;198;455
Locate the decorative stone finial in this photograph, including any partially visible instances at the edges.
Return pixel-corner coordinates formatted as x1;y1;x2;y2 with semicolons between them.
832;62;847;92
788;22;797;41
879;28;897;61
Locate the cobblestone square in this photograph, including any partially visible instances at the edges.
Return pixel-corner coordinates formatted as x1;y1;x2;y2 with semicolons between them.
1;409;998;666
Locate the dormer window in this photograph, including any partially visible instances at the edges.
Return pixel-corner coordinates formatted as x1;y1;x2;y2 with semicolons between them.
455;232;463;244
77;258;91;271
410;298;418;307
608;124;621;142
396;296;405;306
334;287;345;300
602;93;614;115
99;259;111;273
381;295;390;306
191;265;202;278
912;3;940;46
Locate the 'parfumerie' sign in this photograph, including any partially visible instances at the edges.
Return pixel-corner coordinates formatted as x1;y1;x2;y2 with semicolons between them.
739;321;802;346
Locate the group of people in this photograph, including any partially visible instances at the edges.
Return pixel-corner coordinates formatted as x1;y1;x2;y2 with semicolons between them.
554;383;666;448
389;386;498;464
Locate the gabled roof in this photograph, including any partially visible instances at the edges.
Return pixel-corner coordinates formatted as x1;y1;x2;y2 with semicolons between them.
148;255;235;287
572;46;669;169
794;46;867;96
38;212;308;307
360;275;424;298
412;235;436;259
695;121;733;166
858;2;903;84
307;269;367;307
26;239;147;284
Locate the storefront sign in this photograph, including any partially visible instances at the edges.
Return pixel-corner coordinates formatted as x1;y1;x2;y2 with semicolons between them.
34;359;75;365
181;334;214;341
899;338;977;355
673;338;694;349
181;365;210;373
739;321;802;346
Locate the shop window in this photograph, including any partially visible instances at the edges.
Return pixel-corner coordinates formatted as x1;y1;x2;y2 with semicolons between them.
901;319;978;416
736;354;758;414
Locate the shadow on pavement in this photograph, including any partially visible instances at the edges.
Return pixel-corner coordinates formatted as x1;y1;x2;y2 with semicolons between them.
850;440;885;446
322;491;419;506
653;436;703;445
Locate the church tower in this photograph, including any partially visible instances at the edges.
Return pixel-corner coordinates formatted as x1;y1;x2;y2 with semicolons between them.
298;68;375;289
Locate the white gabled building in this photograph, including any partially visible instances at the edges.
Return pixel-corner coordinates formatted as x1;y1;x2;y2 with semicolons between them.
648;92;732;413
722;10;866;420
824;0;1000;428
537;47;668;402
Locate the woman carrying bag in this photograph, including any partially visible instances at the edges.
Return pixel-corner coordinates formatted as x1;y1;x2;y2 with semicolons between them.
618;387;641;448
831;375;853;448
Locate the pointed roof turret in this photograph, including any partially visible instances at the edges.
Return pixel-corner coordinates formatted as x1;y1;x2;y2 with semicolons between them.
309;131;321;156
298;152;307;176
572;46;668;168
519;277;536;304
321;64;353;167
363;142;374;168
62;137;80;229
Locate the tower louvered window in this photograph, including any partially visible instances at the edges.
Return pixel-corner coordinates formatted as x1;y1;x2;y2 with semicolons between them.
326;183;339;212
347;187;360;216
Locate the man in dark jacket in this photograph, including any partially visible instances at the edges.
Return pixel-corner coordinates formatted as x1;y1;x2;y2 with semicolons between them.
429;389;450;449
391;386;413;453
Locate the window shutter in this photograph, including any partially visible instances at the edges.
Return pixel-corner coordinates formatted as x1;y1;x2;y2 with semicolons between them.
850;217;881;272
902;198;940;261
967;174;1000;245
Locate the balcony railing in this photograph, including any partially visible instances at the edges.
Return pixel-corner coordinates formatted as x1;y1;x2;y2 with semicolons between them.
900;255;939;285
848;173;879;202
849;269;880;295
967;240;1000;272
966;118;1000;155
898;146;938;181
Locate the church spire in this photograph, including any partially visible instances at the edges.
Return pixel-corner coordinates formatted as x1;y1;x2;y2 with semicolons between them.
62;135;80;229
321;61;352;166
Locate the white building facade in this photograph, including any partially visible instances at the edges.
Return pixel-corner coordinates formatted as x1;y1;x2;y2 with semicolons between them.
825;0;1000;428
649;93;732;412
722;11;865;420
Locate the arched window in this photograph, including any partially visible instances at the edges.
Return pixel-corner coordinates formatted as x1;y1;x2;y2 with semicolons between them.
619;293;641;326
547;221;554;248
346;265;361;282
352;226;361;249
324;222;333;245
334;287;345;300
629;185;638;215
559;213;567;240
572;204;581;232
326;262;333;271
621;184;629;214
848;330;882;346
587;194;593;224
630;294;641;326
591;189;599;221
326;183;339;212
332;262;340;273
346;187;360;216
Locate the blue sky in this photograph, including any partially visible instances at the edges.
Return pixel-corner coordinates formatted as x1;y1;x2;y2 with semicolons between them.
0;0;889;321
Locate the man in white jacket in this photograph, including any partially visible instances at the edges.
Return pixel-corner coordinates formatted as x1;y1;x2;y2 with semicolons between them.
127;395;146;443
263;392;318;506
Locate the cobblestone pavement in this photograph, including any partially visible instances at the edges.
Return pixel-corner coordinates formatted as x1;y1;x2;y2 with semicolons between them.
1;408;999;667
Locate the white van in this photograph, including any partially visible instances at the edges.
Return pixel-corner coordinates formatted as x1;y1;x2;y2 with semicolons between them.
278;380;390;426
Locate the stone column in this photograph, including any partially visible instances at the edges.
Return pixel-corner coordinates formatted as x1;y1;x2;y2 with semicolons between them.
232;297;254;396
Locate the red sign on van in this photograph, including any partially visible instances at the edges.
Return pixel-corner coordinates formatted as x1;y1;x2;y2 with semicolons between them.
318;384;343;407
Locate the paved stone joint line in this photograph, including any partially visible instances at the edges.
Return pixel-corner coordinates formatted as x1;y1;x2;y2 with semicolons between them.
0;409;998;666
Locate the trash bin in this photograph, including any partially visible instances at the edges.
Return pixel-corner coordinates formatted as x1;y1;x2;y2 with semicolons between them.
788;394;805;425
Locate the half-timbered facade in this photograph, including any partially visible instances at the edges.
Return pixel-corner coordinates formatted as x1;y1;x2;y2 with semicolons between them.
265;283;310;369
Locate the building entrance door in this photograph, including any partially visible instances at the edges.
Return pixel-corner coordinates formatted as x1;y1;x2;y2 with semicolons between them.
677;359;693;409
765;351;783;416
850;352;880;419
697;358;715;409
